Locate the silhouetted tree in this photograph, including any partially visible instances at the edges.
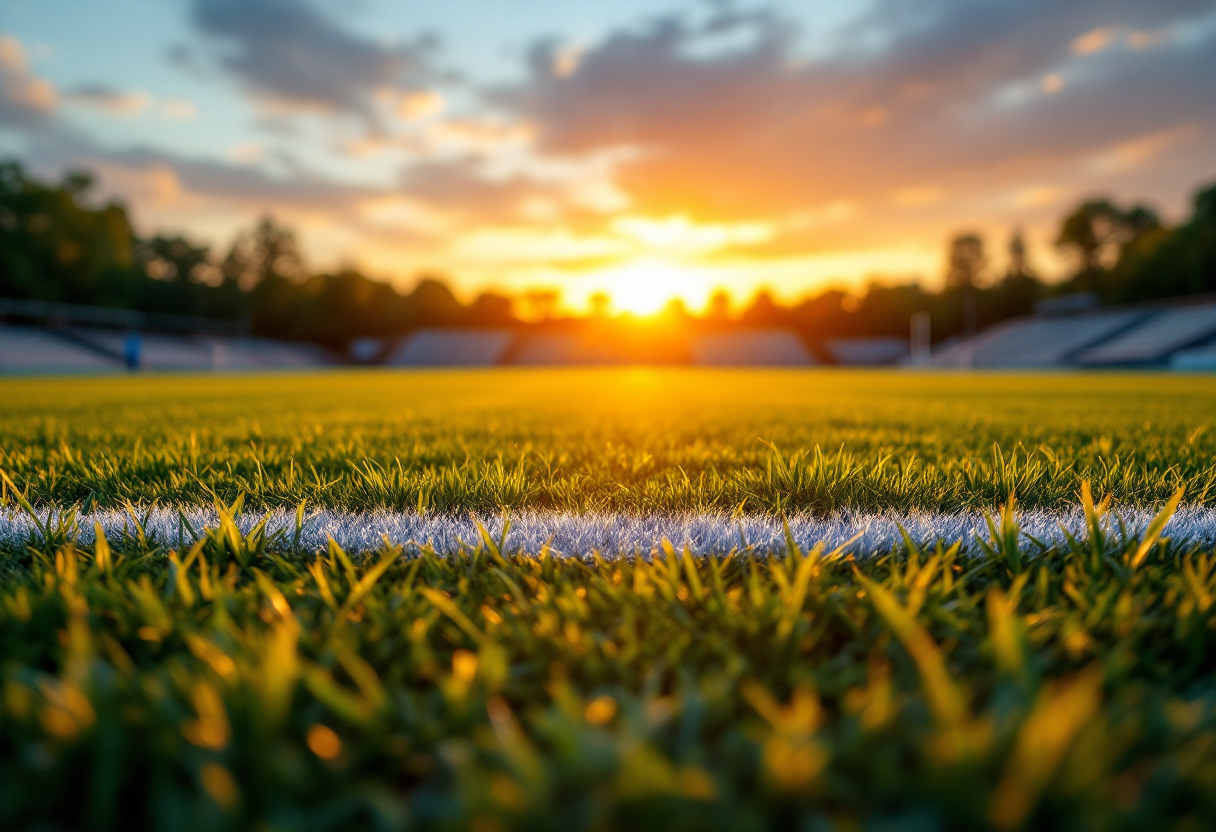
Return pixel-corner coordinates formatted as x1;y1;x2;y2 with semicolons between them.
137;235;211;284
408;277;465;326
853;283;934;337
1055;199;1160;296
661;297;692;322
222;216;306;290
522;288;560;321
587;291;611;319
0;162;139;305
946;233;986;289
789;290;849;336
466;291;515;325
946;233;985;336
705;289;732;322
1005;229;1032;282
1111;183;1216;301
739;289;784;325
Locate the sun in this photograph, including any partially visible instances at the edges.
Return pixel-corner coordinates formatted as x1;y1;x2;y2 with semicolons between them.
595;258;707;316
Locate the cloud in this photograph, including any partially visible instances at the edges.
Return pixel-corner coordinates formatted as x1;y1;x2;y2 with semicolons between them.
187;0;437;126
8;1;1216;291
396;89;444;120
65;85;152;116
893;186;947;207
1072;27;1116;55
398;160;573;225
226;142;265;163
17;126;375;215
491;0;1216;253
161;97;199;120
1013;185;1070;208
0;33;57;128
1088;124;1201;173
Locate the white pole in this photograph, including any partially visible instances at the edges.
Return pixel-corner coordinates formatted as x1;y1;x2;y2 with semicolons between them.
910;312;931;365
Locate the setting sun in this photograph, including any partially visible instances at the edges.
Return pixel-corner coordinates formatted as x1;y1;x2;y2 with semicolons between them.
593;258;710;316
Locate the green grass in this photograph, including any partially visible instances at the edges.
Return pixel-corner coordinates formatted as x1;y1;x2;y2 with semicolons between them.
1;495;1214;831
3;368;1216;831
1;369;1214;512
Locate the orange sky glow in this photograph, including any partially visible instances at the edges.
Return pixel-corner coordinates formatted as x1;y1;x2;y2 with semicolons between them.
3;1;1215;314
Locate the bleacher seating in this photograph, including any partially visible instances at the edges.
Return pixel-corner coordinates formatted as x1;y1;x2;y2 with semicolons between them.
383;329;514;366
6;296;1215;373
1171;344;1216;371
0;326;120;372
930;310;1148;368
689;331;815;365
824;338;908;366
511;334;609;365
71;330;215;370
1074;303;1216;365
0;325;332;374
213;338;333;368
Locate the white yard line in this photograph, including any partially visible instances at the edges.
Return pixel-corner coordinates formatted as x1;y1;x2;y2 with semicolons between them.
3;505;1216;557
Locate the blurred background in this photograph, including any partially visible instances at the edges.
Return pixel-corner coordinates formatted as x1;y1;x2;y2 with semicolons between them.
1;0;1215;370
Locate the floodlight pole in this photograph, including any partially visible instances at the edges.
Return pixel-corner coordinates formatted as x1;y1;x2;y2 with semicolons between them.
910;311;931;366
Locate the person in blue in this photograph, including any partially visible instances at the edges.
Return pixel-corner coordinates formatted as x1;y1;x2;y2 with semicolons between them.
123;331;142;370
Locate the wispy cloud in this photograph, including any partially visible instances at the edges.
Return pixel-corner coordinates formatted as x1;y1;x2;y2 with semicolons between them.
160;97;199;120
486;0;1216;259
0;33;57;127
187;0;439;129
65;85;152;116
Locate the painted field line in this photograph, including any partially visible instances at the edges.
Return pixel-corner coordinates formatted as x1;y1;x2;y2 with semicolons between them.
2;505;1216;557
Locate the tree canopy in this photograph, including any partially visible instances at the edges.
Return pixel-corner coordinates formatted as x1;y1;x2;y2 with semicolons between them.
2;159;1214;348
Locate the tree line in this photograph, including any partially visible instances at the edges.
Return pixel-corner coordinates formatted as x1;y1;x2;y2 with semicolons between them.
0;162;512;347
2;159;1214;347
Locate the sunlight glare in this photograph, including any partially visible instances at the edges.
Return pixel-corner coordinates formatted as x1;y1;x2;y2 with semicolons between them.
595;259;707;316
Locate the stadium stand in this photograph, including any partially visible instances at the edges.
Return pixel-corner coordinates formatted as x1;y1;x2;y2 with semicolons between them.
0;323;332;374
65;330;333;371
824;338;909;366
511;333;616;365
203;338;334;369
929;309;1149;368
688;331;815;366
383;329;515;366
1073;303;1216;366
1172;346;1216;371
9;296;1216;373
509;330;691;365
70;330;216;370
0;326;121;373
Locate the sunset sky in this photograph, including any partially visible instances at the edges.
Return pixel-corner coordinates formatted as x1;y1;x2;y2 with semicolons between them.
2;0;1215;313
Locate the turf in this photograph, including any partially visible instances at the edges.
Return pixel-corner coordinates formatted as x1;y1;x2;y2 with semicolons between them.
1;495;1214;831
3;368;1216;831
1;369;1214;512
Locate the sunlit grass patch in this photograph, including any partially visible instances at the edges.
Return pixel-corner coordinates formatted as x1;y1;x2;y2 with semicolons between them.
0;369;1213;513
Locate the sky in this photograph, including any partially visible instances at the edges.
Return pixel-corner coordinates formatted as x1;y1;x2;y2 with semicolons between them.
2;0;1215;313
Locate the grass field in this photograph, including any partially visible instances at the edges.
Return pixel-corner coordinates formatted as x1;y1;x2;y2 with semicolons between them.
2;369;1216;831
2;369;1214;512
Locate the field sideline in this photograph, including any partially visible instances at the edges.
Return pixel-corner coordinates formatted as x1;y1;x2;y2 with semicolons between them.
5;503;1216;559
